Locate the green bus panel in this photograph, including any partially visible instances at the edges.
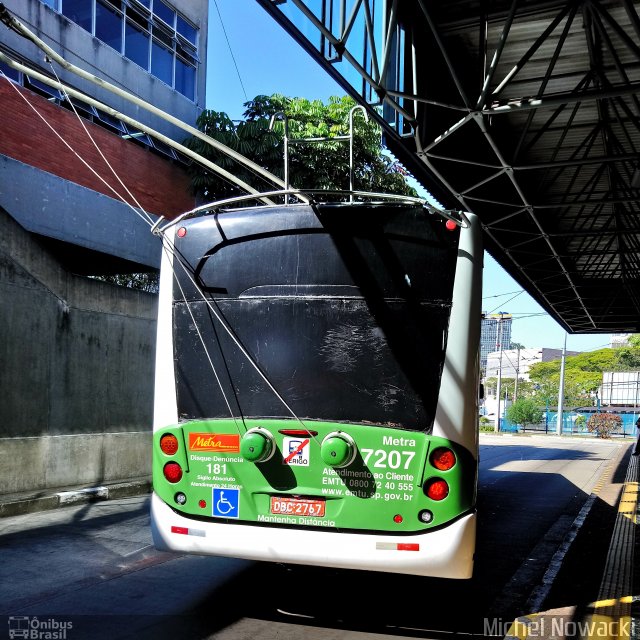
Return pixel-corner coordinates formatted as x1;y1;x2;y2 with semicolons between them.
154;419;475;533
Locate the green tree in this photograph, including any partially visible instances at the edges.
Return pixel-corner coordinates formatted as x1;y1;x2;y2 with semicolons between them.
506;398;544;429
484;377;536;401
617;334;640;369
527;348;618;409
184;94;417;200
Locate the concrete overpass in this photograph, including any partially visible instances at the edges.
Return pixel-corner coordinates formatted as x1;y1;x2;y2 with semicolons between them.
257;0;640;334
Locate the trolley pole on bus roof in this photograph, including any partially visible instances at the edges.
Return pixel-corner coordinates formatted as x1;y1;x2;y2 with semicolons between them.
556;332;567;435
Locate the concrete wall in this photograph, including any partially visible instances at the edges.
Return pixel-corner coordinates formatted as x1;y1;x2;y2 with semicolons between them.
0;206;157;495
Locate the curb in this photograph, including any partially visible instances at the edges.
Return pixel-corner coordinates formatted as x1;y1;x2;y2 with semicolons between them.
0;477;152;517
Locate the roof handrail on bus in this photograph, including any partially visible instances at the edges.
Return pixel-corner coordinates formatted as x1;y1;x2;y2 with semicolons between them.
152;189;470;236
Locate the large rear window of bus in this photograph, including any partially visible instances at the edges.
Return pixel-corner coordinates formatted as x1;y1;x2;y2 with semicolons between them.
172;204;459;430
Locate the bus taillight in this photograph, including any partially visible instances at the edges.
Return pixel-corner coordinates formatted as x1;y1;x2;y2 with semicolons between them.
160;434;179;456
424;478;449;501
163;462;183;483
430;447;456;471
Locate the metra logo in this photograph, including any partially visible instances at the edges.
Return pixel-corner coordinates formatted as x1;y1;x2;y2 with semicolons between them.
189;433;240;452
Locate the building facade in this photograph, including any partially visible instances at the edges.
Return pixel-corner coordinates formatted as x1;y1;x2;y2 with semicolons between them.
480;313;512;371
0;0;207;271
0;0;208;494
610;333;632;348
600;371;640;407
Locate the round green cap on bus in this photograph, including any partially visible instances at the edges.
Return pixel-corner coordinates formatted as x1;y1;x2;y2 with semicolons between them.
241;429;274;463
321;432;356;468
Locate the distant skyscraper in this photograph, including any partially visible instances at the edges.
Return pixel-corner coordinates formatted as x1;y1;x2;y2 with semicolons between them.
480;313;512;372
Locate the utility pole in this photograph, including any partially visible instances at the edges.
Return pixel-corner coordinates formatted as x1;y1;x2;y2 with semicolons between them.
495;315;504;432
514;345;521;402
557;333;567;435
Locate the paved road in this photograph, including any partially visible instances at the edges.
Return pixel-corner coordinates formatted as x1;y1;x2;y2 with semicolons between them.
0;435;625;640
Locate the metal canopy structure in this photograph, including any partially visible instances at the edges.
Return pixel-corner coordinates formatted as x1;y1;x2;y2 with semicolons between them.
257;0;640;333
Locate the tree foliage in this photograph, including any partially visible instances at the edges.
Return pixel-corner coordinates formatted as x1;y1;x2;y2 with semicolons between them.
506;398;544;428
90;272;159;293
528;348;621;408
617;334;640;369
523;337;640;410
184;94;417;200
484;377;536;401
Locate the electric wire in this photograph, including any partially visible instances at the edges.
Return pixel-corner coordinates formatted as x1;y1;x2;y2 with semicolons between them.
0;70;154;229
163;241;245;435
0;67;261;434
211;0;249;102
482;289;523;300
46;61;155;226
162;233;320;443
487;289;524;314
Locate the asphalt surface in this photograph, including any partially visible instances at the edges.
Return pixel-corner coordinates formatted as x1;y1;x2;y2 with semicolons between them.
0;434;627;640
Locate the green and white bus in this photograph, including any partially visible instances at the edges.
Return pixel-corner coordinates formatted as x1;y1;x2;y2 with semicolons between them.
151;192;482;578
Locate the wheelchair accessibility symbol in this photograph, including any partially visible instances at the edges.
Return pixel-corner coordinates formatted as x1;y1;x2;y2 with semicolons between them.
212;487;239;518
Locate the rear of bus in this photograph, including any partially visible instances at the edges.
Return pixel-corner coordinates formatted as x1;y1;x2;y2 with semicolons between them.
151;202;482;577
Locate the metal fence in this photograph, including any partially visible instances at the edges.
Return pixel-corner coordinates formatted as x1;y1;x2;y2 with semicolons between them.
503;411;640;437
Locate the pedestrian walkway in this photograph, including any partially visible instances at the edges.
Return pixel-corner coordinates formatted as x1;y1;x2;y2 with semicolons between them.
505;449;638;640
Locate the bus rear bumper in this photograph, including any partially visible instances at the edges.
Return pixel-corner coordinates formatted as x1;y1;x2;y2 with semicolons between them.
151;492;476;578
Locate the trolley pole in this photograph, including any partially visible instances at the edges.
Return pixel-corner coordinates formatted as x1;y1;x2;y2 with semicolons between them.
556;333;567;435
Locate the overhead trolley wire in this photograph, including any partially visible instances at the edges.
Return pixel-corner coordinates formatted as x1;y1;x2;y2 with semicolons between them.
211;0;249;102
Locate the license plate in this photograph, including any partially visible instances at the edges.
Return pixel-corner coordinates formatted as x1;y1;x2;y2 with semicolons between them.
270;496;326;517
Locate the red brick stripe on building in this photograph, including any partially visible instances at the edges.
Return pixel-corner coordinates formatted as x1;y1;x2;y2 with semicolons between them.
0;80;194;218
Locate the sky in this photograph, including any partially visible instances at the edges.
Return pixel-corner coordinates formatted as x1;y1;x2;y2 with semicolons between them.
206;0;614;354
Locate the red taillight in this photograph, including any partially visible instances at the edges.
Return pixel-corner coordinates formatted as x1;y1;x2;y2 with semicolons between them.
393;514;403;524
163;462;183;483
160;434;179;455
431;447;456;471
177;227;187;238
445;219;457;231
424;478;449;501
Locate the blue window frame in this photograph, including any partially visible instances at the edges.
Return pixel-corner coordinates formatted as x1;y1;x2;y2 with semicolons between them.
43;0;198;101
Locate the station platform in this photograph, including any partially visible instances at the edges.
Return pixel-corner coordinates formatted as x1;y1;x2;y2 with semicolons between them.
505;448;639;640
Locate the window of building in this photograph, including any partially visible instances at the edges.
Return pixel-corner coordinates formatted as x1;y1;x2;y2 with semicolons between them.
176;15;197;46
61;0;93;31
44;0;198;101
151;39;173;86
0;59;22;83
125;19;150;69
96;0;123;53
154;0;175;28
175;54;195;100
